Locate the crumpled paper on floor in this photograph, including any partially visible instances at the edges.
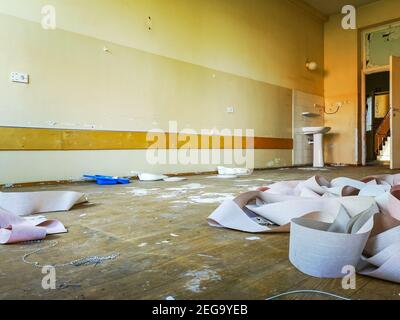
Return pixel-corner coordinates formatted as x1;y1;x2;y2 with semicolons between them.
0;191;86;244
208;175;400;283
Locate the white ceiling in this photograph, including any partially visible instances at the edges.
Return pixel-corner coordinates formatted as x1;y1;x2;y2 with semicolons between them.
302;0;379;16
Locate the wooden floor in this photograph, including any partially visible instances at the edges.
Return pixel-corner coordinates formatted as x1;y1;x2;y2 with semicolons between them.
1;165;400;300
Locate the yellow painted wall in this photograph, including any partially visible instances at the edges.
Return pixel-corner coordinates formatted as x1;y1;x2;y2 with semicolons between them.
0;13;295;135
324;0;400;165
0;0;324;183
0;0;325;95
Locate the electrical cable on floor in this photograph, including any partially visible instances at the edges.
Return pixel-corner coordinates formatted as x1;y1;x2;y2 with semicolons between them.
265;290;351;301
22;240;120;268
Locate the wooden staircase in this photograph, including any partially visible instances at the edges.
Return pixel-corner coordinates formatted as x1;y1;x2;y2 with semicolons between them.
378;137;391;161
375;110;391;156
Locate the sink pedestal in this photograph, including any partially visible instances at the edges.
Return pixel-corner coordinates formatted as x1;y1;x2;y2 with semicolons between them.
302;127;331;168
313;133;325;168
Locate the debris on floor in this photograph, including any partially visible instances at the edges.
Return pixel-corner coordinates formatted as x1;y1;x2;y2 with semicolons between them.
83;175;130;185
0;190;88;244
71;253;120;267
128;188;160;196
22;240;120;268
177;183;205;190
205;166;253;179
137;173;189;182
188;193;235;204
0;209;67;245
208;174;400;284
0;190;87;216
208;174;238;179
163;177;188;182
4;167;400;299
138;173;169;181
297;167;330;171
217;166;252;176
184;268;222;293
138;243;148;248
265;290;351;301
245;236;261;241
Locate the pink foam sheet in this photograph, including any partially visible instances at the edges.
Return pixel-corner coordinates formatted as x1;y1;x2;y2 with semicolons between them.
0;208;67;244
0;191;86;244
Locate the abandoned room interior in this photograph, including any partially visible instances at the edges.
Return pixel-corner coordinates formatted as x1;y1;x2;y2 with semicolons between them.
2;0;400;302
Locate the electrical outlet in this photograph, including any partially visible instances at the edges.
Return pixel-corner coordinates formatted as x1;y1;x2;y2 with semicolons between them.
11;72;29;84
226;106;235;114
146;16;153;30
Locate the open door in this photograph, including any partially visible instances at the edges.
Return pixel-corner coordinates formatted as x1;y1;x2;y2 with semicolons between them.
390;56;400;169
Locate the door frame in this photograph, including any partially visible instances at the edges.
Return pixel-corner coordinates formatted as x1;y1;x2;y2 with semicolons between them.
359;21;400;166
360;66;389;166
390;56;400;169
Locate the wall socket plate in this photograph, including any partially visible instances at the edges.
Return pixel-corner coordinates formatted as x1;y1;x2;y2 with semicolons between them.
11;72;29;84
226;106;235;113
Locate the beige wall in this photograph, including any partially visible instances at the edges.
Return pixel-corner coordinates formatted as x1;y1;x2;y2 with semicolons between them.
324;0;400;165
0;0;324;184
0;13;295;135
292;90;324;166
0;150;293;184
0;0;325;95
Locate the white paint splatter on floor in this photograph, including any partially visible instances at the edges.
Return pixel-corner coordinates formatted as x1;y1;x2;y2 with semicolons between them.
246;237;261;241
159;192;181;199
167;183;207;191
127;188;160;196
184;268;222;293
189;193;234;204
197;254;217;259
298;167;329;171
206;175;237;179
156;240;171;245
171;200;190;205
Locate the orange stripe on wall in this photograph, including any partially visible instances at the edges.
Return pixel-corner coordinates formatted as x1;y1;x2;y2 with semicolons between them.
0;127;293;151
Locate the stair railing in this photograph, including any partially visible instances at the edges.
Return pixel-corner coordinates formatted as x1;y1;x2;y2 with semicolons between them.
375;110;391;155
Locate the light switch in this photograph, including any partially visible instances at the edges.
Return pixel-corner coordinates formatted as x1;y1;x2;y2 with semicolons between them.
11;72;29;84
226;106;235;114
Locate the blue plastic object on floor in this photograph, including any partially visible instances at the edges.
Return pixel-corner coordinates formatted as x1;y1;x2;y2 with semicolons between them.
83;175;131;185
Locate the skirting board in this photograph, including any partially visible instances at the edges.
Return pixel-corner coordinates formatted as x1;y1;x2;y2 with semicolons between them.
0;167;294;188
0;166;347;188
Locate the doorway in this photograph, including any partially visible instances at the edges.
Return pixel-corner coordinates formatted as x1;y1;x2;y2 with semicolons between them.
364;72;390;165
361;21;400;169
361;61;400;169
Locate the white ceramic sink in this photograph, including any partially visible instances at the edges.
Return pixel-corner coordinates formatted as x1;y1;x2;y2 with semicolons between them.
301;127;331;168
302;127;331;135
